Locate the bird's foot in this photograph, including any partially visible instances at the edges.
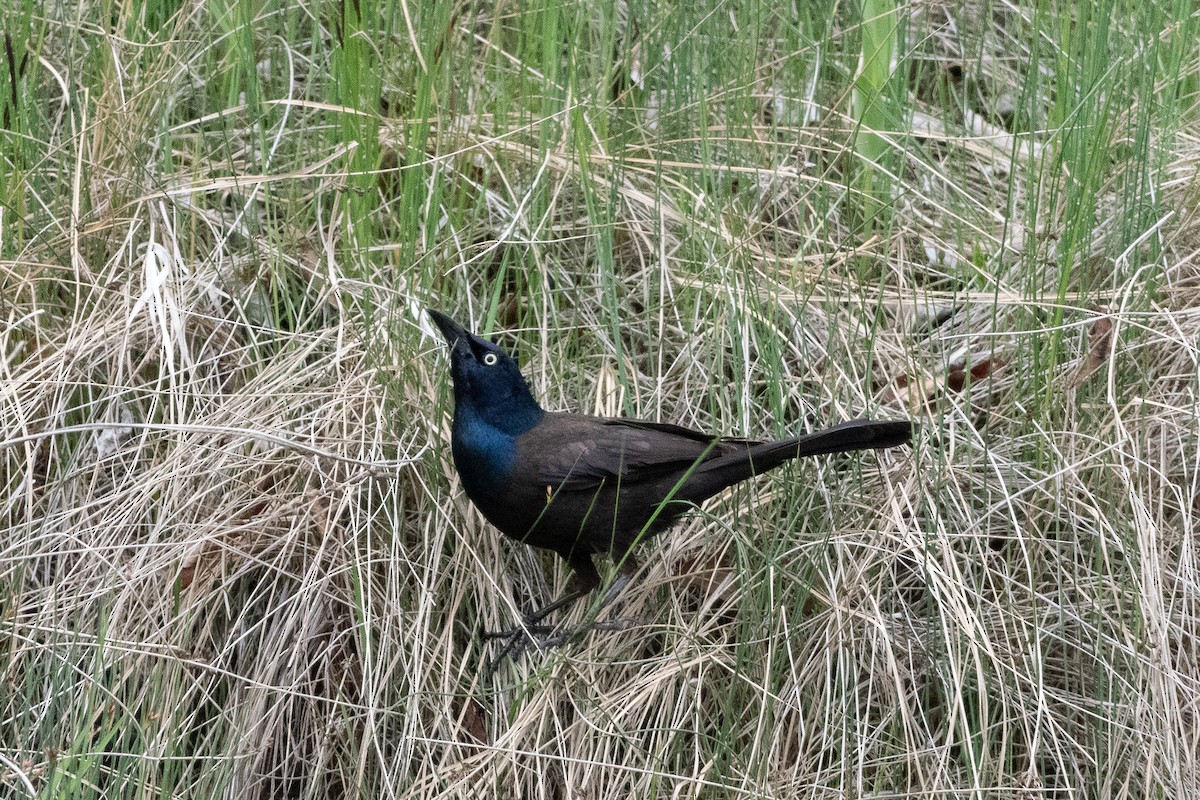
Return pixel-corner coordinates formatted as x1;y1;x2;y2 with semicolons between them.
479;614;562;672
482;616;639;672
480;621;555;641
531;618;627;650
482;624;560;672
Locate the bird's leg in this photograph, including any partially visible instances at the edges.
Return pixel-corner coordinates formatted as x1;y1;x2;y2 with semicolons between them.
484;555;646;669
537;555;640;648
479;583;593;641
599;553;638;607
483;553;601;668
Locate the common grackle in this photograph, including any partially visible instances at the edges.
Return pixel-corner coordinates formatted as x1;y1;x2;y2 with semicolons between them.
428;309;911;659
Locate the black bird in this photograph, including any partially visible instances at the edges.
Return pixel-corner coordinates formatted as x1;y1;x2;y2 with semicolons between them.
428;309;911;656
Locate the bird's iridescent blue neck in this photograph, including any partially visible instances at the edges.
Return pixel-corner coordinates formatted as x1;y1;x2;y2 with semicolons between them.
451;397;543;495
452;384;544;438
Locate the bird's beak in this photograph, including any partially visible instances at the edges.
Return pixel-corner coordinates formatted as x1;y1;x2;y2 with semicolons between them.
427;309;473;354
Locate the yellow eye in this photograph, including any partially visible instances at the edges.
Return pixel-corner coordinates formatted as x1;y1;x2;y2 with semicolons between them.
483;352;499;366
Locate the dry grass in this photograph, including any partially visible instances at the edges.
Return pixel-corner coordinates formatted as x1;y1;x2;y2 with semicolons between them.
3;1;1200;798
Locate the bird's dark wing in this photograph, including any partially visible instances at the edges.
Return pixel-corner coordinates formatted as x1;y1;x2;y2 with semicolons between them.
517;413;755;490
608;418;758;445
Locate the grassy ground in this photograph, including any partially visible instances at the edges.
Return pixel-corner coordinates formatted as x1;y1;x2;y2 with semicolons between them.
3;1;1199;797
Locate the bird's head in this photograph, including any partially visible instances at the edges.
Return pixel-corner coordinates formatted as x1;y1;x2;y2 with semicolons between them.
427;309;544;434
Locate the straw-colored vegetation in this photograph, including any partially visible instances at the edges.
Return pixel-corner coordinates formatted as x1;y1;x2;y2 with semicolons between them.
3;1;1199;797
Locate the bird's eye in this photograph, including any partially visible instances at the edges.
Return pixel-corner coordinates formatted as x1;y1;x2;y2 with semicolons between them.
483;352;499;366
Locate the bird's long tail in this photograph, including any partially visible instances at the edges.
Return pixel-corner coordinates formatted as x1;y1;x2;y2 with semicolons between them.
686;418;912;501
780;418;912;458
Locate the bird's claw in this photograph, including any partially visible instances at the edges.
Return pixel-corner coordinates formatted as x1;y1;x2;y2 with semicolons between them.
480;621;555;641
483;624;568;672
482;616;639;672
